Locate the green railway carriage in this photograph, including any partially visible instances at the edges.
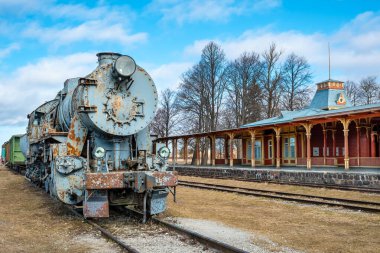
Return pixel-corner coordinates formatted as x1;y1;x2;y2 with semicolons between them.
1;142;7;163
3;135;26;171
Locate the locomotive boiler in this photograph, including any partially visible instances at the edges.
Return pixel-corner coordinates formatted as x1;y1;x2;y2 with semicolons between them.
23;52;177;219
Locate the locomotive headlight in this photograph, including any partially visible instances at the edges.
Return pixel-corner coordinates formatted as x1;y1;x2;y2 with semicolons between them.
157;147;170;159
114;55;136;77
94;147;106;159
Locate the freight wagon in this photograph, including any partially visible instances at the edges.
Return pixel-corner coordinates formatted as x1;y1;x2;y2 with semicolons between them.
2;134;26;172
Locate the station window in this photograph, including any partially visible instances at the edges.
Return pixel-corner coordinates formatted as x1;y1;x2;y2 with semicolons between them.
268;139;273;159
290;138;295;158
284;138;289;157
255;140;262;159
283;136;295;158
322;147;330;156
336;147;339;156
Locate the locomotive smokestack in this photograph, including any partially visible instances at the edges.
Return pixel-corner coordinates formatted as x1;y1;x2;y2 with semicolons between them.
96;52;121;65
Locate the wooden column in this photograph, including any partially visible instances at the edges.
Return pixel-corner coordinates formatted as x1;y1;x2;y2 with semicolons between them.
274;127;281;168
184;138;188;165
344;129;349;169
340;119;351;170
371;132;376;157
195;138;200;166
367;127;371;157
356;127;360;166
224;136;228;165
210;136;216;166
323;129;327;165
250;131;256;168
332;130;336;157
173;139;177;165
295;128;298;165
306;132;311;169
229;133;234;167
301;133;305;158
171;140;174;164
302;124;313;169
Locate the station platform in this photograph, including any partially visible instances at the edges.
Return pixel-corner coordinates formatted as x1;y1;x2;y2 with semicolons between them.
170;165;380;189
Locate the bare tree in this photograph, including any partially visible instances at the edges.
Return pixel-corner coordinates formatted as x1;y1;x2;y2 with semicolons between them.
177;63;206;133
201;42;227;132
177;63;207;164
358;76;379;105
177;42;227;164
282;53;312;111
345;80;359;106
260;43;283;118
225;52;263;127
150;88;179;137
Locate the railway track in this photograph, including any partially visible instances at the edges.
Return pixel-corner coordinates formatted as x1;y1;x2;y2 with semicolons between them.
6;165;248;252
69;208;140;253
70;207;249;253
186;175;380;194
179;180;380;213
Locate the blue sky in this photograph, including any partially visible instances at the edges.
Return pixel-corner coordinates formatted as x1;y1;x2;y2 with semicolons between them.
0;0;379;145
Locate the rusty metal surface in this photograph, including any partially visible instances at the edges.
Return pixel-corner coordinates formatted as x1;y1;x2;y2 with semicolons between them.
84;190;109;218
66;113;87;156
50;143;67;159
19;52;174;218
86;172;125;189
146;171;178;188
74;59;158;136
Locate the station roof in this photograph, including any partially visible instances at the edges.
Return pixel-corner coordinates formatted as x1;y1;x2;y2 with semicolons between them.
156;79;380;141
308;79;352;110
241;79;367;128
241;102;380;129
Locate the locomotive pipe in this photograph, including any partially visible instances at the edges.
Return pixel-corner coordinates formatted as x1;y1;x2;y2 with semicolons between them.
113;141;121;170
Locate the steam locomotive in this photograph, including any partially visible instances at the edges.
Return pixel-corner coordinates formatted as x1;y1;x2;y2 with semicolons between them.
19;52;177;219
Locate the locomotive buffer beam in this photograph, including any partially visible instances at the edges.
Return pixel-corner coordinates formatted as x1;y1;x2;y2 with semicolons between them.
83;171;178;218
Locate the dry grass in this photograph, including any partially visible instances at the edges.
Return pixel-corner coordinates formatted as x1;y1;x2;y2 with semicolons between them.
166;176;380;253
180;175;380;203
0;167;119;253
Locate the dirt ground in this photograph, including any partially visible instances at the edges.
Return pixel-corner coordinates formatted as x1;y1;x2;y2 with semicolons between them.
165;175;380;253
1;165;379;253
0;166;121;253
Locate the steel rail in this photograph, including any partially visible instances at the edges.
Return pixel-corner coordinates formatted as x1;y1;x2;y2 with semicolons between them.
188;175;380;194
122;207;249;253
180;180;380;206
69;208;140;253
5;165;247;252
179;181;380;213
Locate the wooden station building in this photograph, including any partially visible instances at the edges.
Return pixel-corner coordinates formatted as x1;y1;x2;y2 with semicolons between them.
154;79;380;170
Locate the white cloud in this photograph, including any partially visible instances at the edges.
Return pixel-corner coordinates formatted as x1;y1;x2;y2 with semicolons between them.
148;62;193;91
44;3;137;23
23;21;147;46
0;43;20;58
1;1;146;47
148;0;281;24
0;0;51;14
252;0;282;11
0;125;28;148
0;52;97;127
184;11;380;82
